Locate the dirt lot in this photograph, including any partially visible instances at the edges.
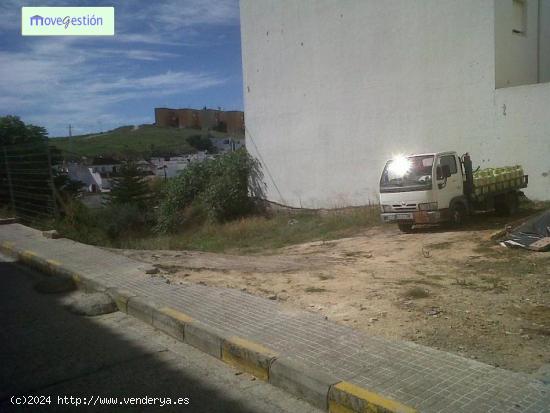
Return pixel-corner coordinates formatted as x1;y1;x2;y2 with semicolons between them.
113;214;550;374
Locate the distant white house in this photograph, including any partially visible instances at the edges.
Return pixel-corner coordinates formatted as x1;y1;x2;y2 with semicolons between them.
64;164;108;193
212;137;244;153
150;151;214;178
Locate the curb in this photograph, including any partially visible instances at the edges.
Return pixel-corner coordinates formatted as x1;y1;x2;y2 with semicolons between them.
0;218;19;225
0;238;418;413
222;336;277;381
329;381;418;413
270;357;340;411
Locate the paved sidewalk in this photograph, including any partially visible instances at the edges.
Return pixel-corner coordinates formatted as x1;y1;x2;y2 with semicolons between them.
1;224;549;413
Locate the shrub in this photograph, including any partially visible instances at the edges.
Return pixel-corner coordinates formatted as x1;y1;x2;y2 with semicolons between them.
186;135;214;152
155;161;211;233
155;149;264;233
98;203;146;239
201;149;259;222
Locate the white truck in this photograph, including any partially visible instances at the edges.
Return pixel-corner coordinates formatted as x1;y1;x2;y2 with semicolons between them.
379;151;528;232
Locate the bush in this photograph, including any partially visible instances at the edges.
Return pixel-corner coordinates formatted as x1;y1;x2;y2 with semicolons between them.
56;199;151;245
98;203;146;239
186;135;214;152
155;149;264;233
56;200;105;245
201;150;258;222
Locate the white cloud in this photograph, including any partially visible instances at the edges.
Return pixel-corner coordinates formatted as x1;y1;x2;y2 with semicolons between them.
154;0;239;29
0;0;238;135
0;39;225;135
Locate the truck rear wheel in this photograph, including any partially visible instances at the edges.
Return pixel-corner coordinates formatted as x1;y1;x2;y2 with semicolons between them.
398;223;414;233
495;192;519;216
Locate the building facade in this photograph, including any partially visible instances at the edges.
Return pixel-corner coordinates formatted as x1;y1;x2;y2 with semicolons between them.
240;0;550;208
154;107;245;135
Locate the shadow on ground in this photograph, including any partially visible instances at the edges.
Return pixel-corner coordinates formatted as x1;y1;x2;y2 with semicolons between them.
0;261;263;413
412;207;542;234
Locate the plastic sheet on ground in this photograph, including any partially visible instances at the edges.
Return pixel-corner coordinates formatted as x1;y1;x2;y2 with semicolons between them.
501;210;550;251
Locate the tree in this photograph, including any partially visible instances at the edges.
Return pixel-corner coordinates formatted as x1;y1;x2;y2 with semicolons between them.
0;115;48;146
105;161;150;209
0;116;52;218
0;116;83;220
186;135;214;152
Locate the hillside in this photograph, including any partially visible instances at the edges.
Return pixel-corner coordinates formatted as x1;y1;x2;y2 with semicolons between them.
51;124;242;159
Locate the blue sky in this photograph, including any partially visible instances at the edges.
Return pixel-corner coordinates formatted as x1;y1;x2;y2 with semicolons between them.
0;0;243;137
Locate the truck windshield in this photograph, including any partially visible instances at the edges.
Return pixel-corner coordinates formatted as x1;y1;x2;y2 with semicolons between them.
380;155;434;193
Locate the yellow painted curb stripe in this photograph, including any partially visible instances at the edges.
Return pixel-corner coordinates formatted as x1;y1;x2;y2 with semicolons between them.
226;336;277;357
21;250;37;259
1;241;15;251
222;348;270;381
221;336;277;381
46;259;61;267
159;307;194;324
331;382;417;413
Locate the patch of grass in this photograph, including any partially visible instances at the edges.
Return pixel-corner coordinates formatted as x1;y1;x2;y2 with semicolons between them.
109;207;380;254
305;286;327;293
50;125;241;159
479;275;508;293
402;286;430;299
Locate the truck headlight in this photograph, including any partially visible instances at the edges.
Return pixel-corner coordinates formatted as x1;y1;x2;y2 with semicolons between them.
418;202;438;211
381;205;393;213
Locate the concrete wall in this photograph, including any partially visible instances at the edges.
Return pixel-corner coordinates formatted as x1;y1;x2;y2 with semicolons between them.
495;0;539;88
240;0;550;207
494;82;550;199
154;108;178;127
155;108;244;133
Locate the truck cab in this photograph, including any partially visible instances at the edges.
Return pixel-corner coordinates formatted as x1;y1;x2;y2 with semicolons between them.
379;151;469;232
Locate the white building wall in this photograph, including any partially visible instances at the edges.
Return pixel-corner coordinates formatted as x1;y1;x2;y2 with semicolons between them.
495;0;539;88
494;82;550;198
240;0;550;207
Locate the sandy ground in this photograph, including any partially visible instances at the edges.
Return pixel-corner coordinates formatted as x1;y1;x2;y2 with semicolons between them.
112;215;550;374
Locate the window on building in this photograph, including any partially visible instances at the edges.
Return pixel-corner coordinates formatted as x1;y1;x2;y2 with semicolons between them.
495;0;550;88
512;0;527;34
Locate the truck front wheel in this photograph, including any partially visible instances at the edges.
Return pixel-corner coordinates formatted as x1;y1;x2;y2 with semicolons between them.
398;223;414;233
450;203;466;227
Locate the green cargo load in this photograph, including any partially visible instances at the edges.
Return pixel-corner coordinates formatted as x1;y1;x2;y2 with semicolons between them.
472;165;526;198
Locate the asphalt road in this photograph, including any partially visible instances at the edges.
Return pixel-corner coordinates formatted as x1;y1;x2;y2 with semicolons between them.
0;253;320;413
